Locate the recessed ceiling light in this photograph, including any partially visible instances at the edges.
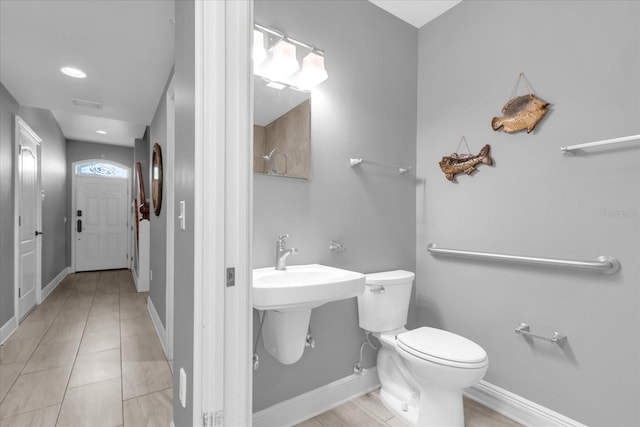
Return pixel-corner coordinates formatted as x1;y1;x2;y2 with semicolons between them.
60;66;87;79
96;130;108;135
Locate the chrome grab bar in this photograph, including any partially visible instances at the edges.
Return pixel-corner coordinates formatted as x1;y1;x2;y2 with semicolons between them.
515;323;566;345
427;244;620;275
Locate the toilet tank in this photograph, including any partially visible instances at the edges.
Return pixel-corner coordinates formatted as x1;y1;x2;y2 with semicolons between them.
357;270;415;332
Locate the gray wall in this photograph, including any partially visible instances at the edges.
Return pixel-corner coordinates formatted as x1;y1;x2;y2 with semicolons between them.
18;106;68;289
148;73;173;329
416;1;639;426
173;1;196;425
0;82;19;326
253;0;417;412
132;130;150;276
65;140;134;267
0;82;68;327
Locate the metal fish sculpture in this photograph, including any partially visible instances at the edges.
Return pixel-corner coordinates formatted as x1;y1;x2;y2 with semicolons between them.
439;144;493;182
491;94;549;133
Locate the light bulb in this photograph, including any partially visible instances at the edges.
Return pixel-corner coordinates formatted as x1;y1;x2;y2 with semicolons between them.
253;30;267;69
264;40;299;80
295;51;328;90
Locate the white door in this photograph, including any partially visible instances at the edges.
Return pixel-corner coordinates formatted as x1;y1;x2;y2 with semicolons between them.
75;175;129;271
16;119;41;319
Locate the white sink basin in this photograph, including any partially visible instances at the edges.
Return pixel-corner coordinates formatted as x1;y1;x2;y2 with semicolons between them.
253;264;365;311
253;264;365;364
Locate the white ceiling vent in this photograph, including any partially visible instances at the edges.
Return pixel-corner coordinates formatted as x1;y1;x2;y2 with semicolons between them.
71;98;103;110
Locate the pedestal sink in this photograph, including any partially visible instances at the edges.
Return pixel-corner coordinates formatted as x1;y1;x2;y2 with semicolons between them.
253;264;365;364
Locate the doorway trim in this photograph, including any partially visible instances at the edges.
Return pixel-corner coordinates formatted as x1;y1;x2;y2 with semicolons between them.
70;159;132;273
194;0;252;424
165;75;175;361
13;115;42;321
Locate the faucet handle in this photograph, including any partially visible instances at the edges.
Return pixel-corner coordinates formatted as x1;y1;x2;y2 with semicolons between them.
278;234;289;242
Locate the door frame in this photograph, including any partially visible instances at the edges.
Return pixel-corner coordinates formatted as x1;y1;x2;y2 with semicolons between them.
194;0;252;424
70;159;132;273
13;115;42;320
165;75;175;361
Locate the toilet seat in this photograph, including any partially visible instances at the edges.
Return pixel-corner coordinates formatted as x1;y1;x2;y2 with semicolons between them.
396;327;488;369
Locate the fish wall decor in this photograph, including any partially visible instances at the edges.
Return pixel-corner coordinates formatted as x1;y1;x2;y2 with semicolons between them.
439;144;493;182
491;94;549;134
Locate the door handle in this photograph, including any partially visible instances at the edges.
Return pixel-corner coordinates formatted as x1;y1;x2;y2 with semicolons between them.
35;231;44;236
77;219;82;233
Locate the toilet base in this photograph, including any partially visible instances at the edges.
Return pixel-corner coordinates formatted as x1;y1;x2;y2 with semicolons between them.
379;387;418;426
416;387;464;427
380;386;465;427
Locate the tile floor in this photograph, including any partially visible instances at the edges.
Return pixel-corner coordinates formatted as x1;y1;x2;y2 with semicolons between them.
2;270;521;427
0;270;173;427
296;389;524;427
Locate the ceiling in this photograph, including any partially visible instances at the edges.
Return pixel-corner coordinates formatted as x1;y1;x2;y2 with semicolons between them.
368;0;462;28
0;0;175;147
0;1;457;148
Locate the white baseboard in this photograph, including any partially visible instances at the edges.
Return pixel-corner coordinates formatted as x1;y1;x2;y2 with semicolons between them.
40;266;70;303
465;380;587;427
147;296;169;359
3;266;70;344
0;316;18;345
253;367;380;427
133;269;149;292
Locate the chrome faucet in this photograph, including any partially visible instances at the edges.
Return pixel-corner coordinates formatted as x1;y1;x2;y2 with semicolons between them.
275;234;298;270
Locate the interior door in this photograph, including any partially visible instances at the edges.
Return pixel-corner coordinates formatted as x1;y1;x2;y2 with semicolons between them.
17;121;40;320
75;175;129;271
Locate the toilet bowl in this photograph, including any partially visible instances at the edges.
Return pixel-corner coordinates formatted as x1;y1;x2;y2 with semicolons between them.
357;270;488;427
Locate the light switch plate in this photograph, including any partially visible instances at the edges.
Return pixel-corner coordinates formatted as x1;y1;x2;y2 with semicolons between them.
179;367;187;408
178;200;186;230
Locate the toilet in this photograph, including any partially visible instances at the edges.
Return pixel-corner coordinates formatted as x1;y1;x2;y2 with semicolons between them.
357;270;488;427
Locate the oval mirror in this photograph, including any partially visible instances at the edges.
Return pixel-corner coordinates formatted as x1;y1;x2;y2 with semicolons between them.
152;143;163;216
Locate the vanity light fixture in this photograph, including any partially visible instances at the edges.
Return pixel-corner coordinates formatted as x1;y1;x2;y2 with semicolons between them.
95;130;108;135
264;39;299;79
266;81;286;90
254;23;328;91
60;66;87;79
295;50;328;90
253;29;267;67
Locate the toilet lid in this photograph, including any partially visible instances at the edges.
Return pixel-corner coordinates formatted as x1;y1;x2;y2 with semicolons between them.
396;327;487;368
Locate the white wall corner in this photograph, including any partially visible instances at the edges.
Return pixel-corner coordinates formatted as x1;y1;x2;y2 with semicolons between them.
252;368;380;427
0;316;19;344
40;266;71;303
134;219;150;292
465;380;587;427
132;267;149;293
147;296;169;358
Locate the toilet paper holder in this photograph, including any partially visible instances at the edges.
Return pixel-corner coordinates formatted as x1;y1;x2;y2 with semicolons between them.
515;323;567;345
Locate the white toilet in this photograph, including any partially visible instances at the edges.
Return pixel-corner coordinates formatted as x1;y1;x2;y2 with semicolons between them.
357;270;488;427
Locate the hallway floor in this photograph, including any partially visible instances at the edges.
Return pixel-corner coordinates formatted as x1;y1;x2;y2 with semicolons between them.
0;270;173;427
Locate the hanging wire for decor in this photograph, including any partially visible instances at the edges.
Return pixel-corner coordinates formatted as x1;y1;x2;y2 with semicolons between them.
491;72;550;134
438;136;493;182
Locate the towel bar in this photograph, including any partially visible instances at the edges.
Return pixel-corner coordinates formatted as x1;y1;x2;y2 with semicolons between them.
515;323;566;345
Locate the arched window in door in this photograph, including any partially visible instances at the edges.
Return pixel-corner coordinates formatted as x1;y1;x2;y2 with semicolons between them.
75;161;129;179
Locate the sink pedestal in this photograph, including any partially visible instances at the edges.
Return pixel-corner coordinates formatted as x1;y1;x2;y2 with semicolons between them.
262;308;312;365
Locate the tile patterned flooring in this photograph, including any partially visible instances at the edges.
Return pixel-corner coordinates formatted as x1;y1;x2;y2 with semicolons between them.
2;269;521;427
296;389;524;427
0;270;172;427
